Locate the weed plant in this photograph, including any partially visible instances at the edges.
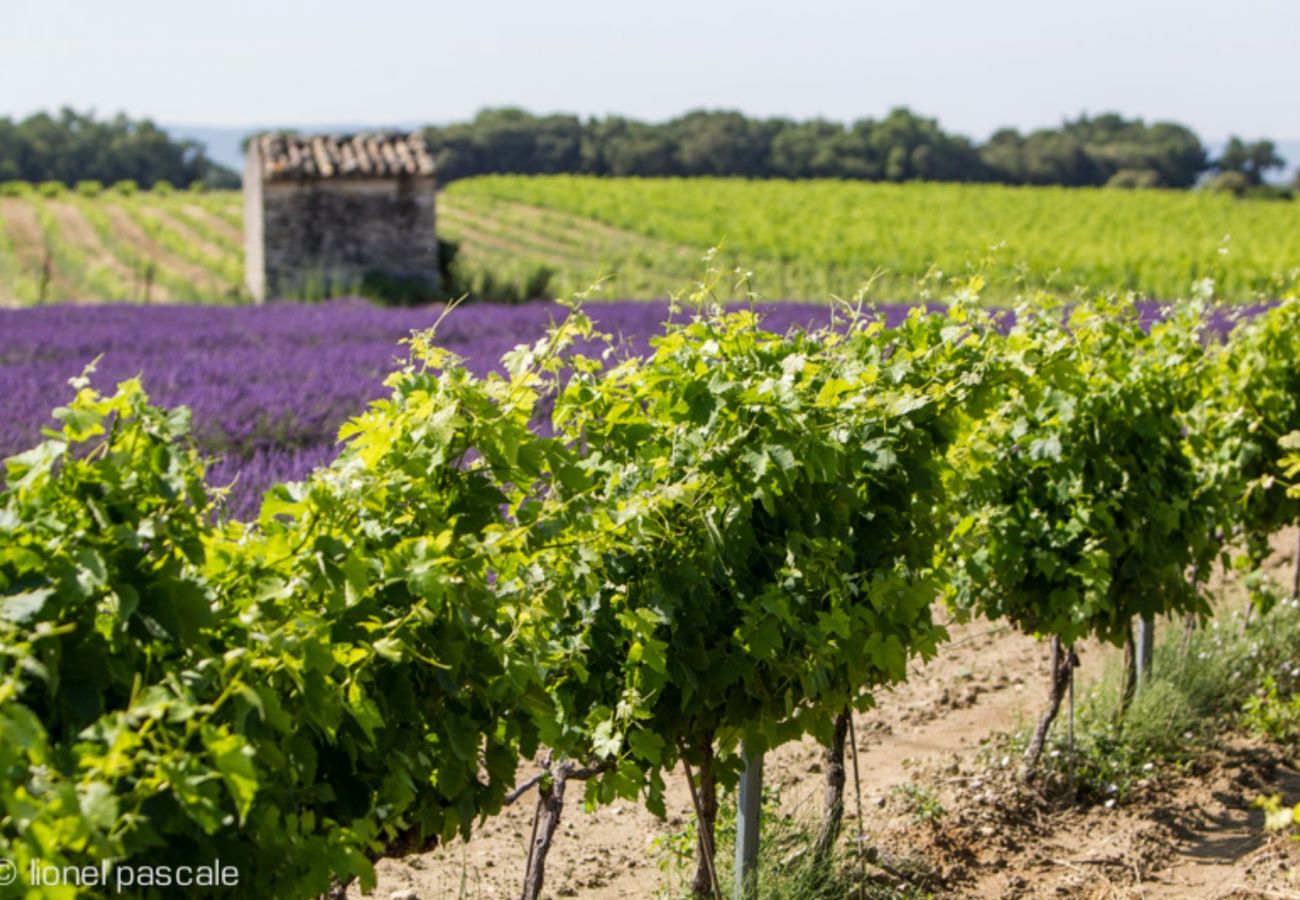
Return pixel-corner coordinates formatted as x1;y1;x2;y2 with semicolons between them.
654;781;933;899
1018;591;1300;801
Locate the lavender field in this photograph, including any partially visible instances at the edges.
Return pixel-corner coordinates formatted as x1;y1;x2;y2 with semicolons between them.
1;298;1268;519
0;300;840;518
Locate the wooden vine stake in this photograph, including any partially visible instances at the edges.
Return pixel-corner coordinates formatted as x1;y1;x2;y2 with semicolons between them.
679;741;722;900
1067;647;1077;800
847;713;867;899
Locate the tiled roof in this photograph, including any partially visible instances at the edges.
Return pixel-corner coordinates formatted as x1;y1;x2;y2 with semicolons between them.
252;131;436;181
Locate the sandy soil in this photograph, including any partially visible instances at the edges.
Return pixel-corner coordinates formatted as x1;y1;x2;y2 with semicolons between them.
869;733;1300;899
349;537;1300;900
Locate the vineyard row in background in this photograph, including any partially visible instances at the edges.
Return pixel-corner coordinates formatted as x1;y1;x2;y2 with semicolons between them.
2;178;1300;305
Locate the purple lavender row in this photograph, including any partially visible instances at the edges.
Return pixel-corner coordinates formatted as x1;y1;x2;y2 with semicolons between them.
0;300;836;517
0;299;1266;519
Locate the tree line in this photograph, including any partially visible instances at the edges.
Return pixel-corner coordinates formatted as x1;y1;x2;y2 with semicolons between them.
0;106;1286;192
0;107;239;189
425;107;1288;190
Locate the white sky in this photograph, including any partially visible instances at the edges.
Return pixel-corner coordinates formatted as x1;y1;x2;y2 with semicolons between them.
2;0;1295;141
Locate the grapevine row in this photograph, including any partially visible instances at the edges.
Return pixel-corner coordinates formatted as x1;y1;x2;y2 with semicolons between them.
1;277;1298;898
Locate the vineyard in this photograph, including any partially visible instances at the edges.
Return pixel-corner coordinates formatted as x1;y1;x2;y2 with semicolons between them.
442;177;1300;302
0;183;243;304
2;264;1300;897
2;179;1300;304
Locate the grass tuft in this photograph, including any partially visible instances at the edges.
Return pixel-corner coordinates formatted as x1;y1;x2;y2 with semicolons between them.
1014;590;1300;802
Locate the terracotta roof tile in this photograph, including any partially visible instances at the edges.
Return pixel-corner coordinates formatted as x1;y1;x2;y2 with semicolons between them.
253;131;436;181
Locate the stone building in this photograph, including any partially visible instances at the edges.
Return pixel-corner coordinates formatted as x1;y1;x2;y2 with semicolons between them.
244;132;438;302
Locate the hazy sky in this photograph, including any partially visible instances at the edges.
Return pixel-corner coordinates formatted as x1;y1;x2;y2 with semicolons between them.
3;0;1295;140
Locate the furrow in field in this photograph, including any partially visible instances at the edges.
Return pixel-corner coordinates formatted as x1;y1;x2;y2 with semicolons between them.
137;204;234;265
438;219;671;299
443;195;697;263
440;197;714;298
439;211;582;262
44;201;137;295
477;197;700;257
0;197;80;300
178;202;243;248
441;199;630;257
0;202;24;305
439;206;594;266
68;198;175;302
438;217;583;270
199;195;244;230
443;192;864;301
99;203;229;298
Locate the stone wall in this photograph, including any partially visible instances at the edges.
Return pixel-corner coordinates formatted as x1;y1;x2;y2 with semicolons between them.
248;175;438;301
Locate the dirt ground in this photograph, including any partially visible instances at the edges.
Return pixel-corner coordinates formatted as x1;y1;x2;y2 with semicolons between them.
352;532;1300;900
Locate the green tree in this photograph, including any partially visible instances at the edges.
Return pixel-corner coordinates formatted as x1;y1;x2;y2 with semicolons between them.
1216;137;1285;186
581;116;676;175
0;108;236;188
668;109;779;177
766;118;850;178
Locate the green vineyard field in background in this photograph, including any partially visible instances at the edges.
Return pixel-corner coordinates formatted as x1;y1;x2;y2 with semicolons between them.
444;176;1300;302
1;177;1298;304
